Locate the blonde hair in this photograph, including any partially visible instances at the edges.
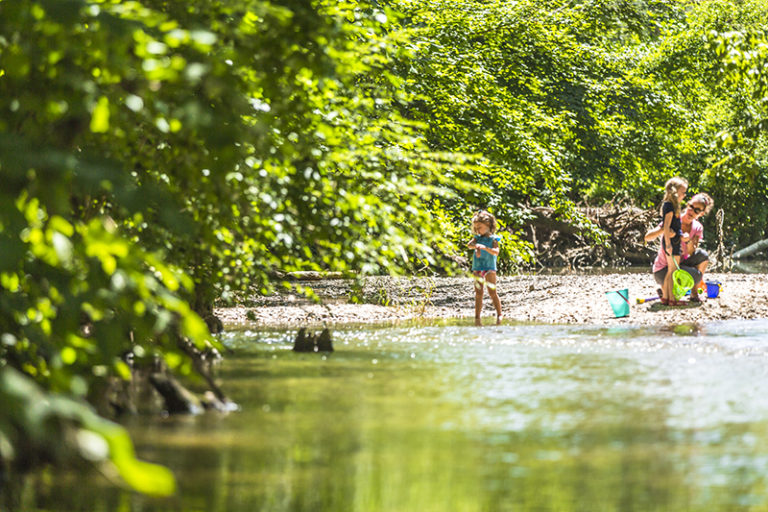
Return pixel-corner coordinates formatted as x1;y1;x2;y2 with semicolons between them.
660;177;688;216
689;192;714;216
472;210;497;235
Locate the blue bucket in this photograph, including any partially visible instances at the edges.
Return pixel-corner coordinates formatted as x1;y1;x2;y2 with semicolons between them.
606;289;630;318
705;281;721;299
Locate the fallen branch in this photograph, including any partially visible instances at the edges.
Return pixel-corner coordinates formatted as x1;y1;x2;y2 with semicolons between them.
732;238;768;260
286;271;349;280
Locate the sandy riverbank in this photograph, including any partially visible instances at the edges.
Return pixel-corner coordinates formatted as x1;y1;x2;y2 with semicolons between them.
215;273;768;328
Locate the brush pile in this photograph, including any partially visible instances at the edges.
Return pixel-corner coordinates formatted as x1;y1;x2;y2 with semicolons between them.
526;206;658;268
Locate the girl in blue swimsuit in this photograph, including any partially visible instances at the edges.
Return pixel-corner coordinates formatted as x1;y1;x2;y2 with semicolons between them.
466;210;502;326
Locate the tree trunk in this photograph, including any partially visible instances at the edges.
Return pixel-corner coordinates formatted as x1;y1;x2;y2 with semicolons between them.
193;282;223;334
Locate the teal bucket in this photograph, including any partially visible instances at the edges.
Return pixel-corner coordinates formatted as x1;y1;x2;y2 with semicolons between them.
706;280;722;298
606;289;630;318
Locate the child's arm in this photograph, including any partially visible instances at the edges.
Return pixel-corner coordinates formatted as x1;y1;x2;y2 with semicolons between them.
477;239;500;256
644;224;663;243
466;237;477;249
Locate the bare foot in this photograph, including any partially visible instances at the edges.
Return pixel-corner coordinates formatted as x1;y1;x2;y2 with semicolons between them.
475;317;482;326
496;315;502;325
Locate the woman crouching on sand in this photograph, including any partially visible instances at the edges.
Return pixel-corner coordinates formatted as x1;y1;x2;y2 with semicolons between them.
646;192;715;303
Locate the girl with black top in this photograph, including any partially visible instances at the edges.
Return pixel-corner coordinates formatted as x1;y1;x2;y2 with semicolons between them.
660;177;688;305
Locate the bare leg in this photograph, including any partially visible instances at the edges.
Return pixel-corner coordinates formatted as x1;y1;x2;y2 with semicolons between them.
690;266;700;300
662;263;673;303
473;272;484;326
485;271;502;325
698;260;709;278
692;260;709;300
666;256;680;303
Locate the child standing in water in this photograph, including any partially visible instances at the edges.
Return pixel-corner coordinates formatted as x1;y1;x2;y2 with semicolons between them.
466;210;502;325
660;177;688;305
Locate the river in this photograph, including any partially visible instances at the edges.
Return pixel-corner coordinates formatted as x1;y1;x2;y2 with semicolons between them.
20;319;768;511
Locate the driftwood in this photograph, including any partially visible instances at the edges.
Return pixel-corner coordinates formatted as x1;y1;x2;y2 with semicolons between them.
525;206;657;267
732;238;768;260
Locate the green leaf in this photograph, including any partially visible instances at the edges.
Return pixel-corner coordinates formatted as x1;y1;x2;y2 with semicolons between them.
90;96;110;133
92;420;176;496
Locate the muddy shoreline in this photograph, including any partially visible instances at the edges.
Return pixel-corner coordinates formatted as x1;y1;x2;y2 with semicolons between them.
215;272;768;328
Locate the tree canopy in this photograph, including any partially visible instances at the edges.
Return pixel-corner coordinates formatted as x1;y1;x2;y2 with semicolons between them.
389;0;768;252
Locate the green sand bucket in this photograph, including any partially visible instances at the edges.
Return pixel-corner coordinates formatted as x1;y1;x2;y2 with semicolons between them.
672;260;694;300
606;289;630;318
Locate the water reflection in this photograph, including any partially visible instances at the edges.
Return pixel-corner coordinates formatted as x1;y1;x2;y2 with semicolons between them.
20;320;768;511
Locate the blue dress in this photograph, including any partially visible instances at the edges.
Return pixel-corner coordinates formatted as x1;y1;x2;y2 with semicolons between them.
472;235;500;272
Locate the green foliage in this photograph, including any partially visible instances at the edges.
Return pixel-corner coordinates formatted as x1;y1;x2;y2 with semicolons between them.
497;230;535;273
389;0;682;255
386;0;768;250
0;366;175;496
0;0;475;492
703;1;768;243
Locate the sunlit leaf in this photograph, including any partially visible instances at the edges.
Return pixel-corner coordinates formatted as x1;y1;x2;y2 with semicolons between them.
90;96;110;133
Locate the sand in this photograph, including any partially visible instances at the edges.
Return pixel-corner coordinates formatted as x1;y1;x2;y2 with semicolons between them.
215;272;768;328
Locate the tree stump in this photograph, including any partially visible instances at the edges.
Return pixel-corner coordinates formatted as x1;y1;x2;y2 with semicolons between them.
293;328;334;353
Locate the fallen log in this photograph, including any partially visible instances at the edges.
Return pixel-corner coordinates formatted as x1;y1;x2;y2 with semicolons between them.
286;271;349;280
732;238;768;260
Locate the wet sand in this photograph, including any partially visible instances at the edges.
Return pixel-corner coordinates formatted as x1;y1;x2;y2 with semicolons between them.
216;273;767;328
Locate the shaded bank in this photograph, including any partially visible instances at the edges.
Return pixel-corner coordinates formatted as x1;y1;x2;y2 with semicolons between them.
217;273;766;328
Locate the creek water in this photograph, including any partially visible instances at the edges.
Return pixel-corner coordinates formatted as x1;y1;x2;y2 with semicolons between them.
21;319;768;511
